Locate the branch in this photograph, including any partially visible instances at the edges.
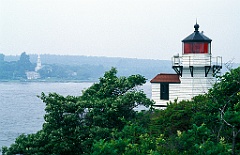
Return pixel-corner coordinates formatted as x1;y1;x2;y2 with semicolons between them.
224;58;235;71
218;87;240;128
217;123;224;141
236;129;240;137
219;107;233;128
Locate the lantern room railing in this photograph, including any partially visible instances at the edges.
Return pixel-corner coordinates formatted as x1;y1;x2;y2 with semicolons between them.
172;54;222;68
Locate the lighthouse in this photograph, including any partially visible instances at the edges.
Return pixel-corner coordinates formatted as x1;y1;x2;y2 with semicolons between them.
35;54;42;72
150;23;222;107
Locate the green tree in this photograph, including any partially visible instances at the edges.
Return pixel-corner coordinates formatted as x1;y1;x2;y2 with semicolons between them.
208;67;240;155
15;52;34;78
18;52;32;69
82;67;153;131
91;122;157;155
175;124;230;155
3;68;153;155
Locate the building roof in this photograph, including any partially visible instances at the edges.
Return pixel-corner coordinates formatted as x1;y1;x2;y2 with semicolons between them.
182;23;212;43
150;73;180;83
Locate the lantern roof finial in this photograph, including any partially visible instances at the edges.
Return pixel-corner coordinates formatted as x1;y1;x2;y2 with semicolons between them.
194;19;199;32
182;22;212;43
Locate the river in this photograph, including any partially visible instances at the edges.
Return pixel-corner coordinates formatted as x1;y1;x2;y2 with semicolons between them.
0;82;151;149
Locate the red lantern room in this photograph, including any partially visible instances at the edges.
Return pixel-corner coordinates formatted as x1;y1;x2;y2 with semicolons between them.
172;22;222;78
182;23;212;54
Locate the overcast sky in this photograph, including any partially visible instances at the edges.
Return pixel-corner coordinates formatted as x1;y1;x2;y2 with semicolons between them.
0;0;240;62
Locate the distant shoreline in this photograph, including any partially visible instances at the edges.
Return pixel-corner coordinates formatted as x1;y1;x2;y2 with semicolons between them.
0;79;152;83
0;79;98;83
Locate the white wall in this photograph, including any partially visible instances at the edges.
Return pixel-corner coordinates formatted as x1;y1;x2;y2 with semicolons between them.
151;67;216;107
182;54;211;67
151;83;180;107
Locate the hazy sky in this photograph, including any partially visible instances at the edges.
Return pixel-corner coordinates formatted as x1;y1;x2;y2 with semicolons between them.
1;0;240;62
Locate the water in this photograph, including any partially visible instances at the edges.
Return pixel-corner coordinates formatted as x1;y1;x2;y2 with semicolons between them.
0;82;151;149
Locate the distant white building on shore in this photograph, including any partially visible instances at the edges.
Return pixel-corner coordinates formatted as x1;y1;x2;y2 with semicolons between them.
26;54;42;79
26;71;41;80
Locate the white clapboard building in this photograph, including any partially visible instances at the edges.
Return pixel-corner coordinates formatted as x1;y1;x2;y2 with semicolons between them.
150;23;222;108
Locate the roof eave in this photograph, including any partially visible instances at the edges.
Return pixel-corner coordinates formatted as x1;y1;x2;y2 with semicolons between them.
182;32;212;43
150;81;181;84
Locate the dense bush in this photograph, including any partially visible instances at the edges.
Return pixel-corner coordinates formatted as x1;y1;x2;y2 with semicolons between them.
2;67;240;155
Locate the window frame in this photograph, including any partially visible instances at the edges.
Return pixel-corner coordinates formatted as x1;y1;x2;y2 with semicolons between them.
160;83;169;100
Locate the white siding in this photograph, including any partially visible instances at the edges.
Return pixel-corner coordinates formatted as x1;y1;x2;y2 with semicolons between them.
182;54;211;67
151;83;180;107
151;83;161;104
151;67;216;108
169;84;180;102
179;76;214;100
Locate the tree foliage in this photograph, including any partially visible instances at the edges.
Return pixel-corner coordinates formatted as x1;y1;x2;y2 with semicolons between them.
0;52;35;79
2;67;240;155
2;68;153;155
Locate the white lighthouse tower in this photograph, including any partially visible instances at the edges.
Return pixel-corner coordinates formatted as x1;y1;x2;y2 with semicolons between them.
35;54;42;72
151;23;222;107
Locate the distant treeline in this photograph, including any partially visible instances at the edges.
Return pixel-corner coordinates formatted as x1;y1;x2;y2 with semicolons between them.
0;53;35;80
3;53;173;81
2;53;239;81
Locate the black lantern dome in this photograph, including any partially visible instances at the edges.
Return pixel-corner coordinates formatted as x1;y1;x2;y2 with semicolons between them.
182;23;212;54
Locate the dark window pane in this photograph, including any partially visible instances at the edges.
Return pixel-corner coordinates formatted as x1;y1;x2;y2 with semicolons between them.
160;83;169;100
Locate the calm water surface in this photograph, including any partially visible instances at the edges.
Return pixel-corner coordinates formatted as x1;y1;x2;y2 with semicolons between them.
0;82;151;149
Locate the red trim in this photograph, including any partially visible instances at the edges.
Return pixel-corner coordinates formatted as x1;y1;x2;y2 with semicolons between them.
150;73;180;83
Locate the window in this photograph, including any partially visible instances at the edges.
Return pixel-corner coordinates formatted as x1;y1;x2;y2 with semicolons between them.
160;83;169;100
183;42;209;54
